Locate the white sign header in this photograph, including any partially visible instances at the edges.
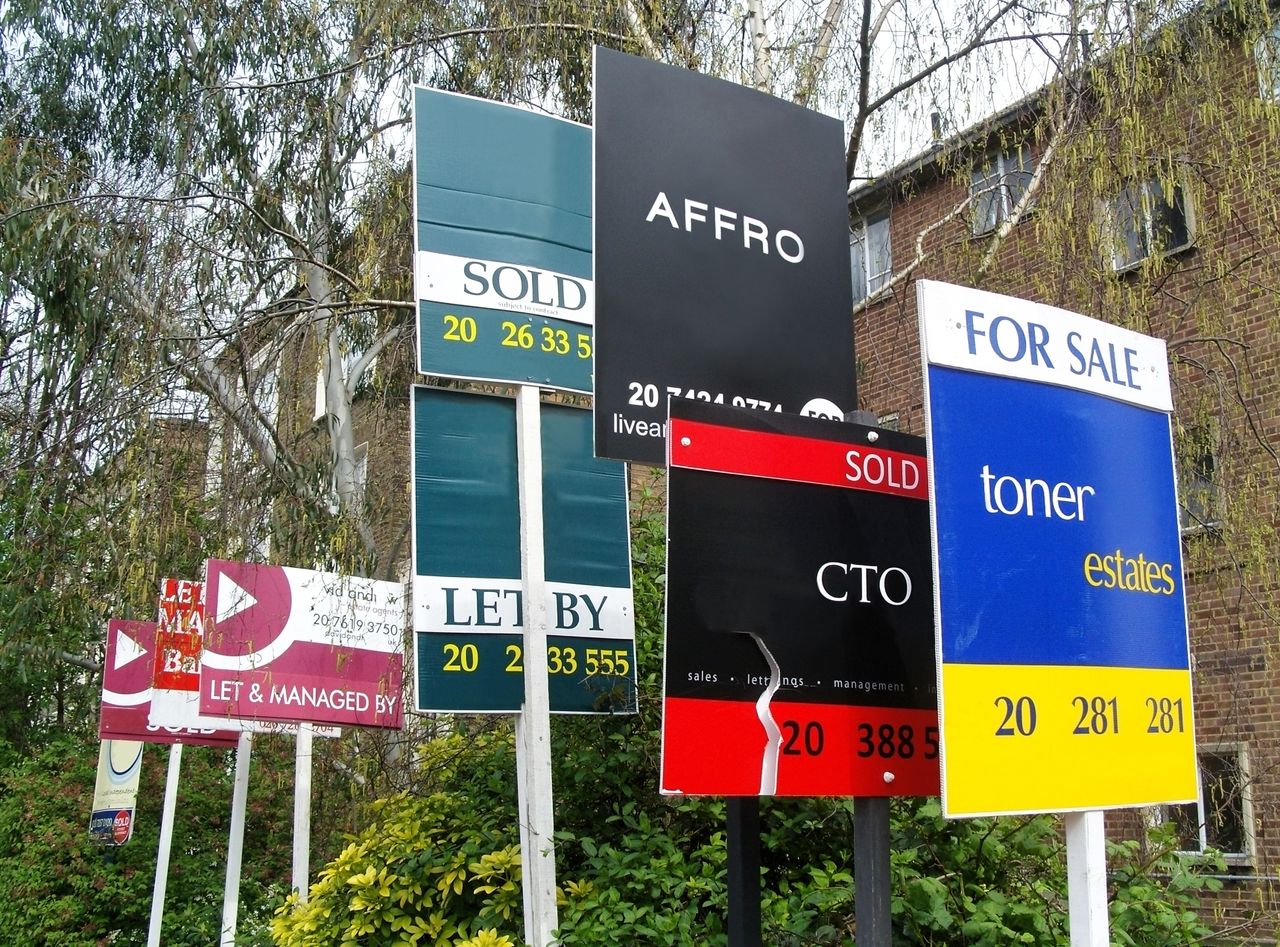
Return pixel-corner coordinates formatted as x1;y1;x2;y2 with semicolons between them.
917;280;1171;412
416;249;593;325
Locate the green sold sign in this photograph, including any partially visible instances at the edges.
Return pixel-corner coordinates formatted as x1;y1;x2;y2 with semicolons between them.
413;88;593;394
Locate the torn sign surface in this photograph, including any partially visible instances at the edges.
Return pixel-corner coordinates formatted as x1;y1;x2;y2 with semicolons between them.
661;399;939;797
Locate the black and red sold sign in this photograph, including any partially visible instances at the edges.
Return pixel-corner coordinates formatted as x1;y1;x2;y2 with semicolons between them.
661;399;939;797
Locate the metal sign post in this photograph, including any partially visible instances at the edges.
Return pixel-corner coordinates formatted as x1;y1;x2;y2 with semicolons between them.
726;798;762;947
854;797;892;947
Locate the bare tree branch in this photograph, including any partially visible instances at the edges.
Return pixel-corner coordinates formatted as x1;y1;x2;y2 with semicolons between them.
795;0;847;106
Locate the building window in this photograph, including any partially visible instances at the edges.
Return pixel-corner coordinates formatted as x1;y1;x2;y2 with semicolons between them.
970;145;1034;236
1177;422;1220;532
1256;22;1280;101
850;209;891;304
1157;746;1253;864
1106;174;1195;272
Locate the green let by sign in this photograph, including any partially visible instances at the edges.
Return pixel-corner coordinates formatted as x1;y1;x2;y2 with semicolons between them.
411;386;635;713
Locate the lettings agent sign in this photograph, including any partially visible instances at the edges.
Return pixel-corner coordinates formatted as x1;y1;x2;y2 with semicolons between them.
411;386;637;714
918;280;1196;818
592;47;855;466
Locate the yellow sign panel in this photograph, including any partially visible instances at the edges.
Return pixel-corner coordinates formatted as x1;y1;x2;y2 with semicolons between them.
941;664;1197;817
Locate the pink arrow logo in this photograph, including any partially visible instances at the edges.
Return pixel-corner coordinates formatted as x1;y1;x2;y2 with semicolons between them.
102;620;157;704
204;559;292;660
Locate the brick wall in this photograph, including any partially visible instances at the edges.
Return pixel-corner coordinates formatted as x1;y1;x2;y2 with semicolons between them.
853;23;1280;942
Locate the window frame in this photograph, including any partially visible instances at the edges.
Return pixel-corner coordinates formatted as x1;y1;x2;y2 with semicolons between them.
850;208;892;305
1177;420;1221;533
1155;744;1254;865
1256;21;1280;102
1104;170;1197;273
970;143;1035;237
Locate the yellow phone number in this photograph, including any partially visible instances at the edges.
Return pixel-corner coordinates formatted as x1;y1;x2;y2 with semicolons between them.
441;314;592;360
441;642;629;677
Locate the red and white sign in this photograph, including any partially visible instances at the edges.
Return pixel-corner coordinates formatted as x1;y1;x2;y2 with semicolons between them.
147;578;246;734
199;560;405;729
669;418;928;501
100;618;237;746
111;809;133;844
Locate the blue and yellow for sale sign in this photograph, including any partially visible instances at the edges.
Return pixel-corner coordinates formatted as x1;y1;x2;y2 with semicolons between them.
918;280;1197;817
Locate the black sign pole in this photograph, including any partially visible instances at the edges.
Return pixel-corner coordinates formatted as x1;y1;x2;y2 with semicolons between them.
727;797;763;947
846;414;893;947
854;796;892;945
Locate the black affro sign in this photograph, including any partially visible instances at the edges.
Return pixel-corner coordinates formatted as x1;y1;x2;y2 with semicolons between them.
592;47;855;466
661;399;938;797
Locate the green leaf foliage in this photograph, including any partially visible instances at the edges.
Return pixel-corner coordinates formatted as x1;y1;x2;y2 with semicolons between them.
0;731;325;945
0;735;151;945
271;732;523;947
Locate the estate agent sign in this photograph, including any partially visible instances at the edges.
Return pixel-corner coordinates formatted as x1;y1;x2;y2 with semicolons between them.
592;48;855;465
919;280;1196;817
662;399;938;797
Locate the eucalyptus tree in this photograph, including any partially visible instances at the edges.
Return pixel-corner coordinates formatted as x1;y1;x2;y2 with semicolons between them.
0;0;1081;584
0;0;1103;791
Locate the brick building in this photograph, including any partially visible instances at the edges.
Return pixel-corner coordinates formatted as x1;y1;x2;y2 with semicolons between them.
849;8;1280;940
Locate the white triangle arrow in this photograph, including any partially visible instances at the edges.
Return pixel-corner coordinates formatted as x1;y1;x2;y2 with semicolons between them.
113;628;148;671
217;570;258;623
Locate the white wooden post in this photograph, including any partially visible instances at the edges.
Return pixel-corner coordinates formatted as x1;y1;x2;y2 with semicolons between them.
220;731;253;946
1065;810;1110;946
147;742;183;947
292;723;313;902
514;384;559;946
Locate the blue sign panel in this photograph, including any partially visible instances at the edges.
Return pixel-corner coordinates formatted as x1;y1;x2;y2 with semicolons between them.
928;366;1187;669
413;89;593;393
